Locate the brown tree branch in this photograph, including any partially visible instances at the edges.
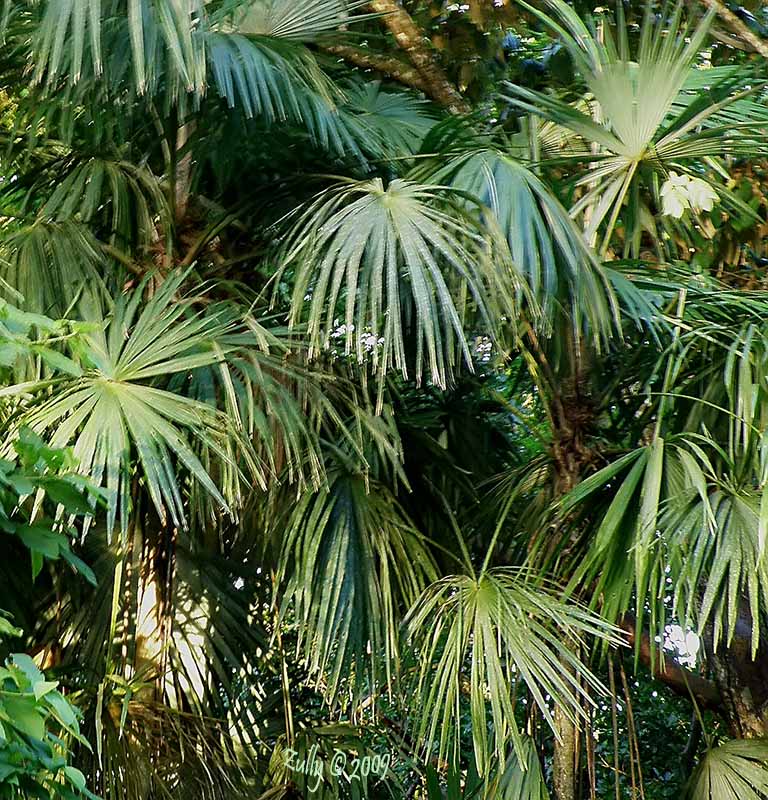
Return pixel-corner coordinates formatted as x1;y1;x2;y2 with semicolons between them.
698;0;768;59
621;620;723;713
321;43;429;93
710;27;752;51
367;0;470;113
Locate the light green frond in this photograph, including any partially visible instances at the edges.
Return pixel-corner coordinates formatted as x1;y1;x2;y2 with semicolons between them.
205;32;338;122
233;0;364;41
503;0;768;254
668;488;768;657
184;327;404;493
1;273;253;535
33;0;209;92
687;739;768;800
341;81;439;158
405;566;620;774
564;438;703;652
498;736;550;800
281;177;517;390
28;0;361;111
38;156;168;251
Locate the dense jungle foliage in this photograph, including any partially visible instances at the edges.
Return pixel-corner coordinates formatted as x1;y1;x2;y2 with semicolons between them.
3;0;768;798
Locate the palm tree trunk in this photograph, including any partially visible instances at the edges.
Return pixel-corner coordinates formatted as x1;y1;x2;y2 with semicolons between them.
704;606;768;739
553;704;578;800
551;410;588;800
547;332;595;800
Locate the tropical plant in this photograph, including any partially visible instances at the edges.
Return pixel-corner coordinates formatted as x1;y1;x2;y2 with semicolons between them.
0;354;100;799
3;0;768;799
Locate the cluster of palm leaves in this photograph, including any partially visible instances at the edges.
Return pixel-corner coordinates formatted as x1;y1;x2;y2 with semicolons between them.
1;0;768;798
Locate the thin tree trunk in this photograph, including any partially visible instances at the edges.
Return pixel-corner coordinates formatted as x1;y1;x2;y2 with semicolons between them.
174;121;195;225
553;703;578;800
551;410;586;800
680;714;702;780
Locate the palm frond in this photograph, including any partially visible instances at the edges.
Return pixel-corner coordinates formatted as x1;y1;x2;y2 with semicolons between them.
280;177;517;390
423;148;622;341
276;470;437;704
1;272;252;535
686;739;768;800
36;155;168;253
498;736;550;800
405;566;620;773
233;0;364;41
503;0;768;254
0;218;108;315
205;32;338;123
341;81;439;158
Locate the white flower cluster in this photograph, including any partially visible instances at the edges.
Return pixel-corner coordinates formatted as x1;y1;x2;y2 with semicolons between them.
330;320;384;354
660;171;718;219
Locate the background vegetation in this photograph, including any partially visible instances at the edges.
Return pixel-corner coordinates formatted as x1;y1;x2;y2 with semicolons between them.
2;0;768;798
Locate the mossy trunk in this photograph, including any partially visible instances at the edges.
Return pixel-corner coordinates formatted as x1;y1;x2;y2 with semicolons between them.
705;607;768;739
553;704;578;800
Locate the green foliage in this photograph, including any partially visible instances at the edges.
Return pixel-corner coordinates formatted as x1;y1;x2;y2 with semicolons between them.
4;0;768;798
277;470;438;704
0;312;99;798
505;0;768;256
281;177;516;390
686;740;768;800
0;653;98;800
405;566;620;773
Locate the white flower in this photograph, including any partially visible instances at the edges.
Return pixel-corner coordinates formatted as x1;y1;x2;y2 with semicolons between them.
687;177;718;212
662;171;689;190
660;172;718;218
660;172;690;218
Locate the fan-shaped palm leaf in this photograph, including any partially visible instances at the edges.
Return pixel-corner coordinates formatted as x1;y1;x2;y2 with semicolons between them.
340;81;439;158
561;288;768;656
0;272;254;535
498;736;550;800
276;469;437;704
686;739;768;800
234;0;364;41
504;0;768;254
28;0;357;113
405;566;620;773
564;431;768;658
35;155;168;253
424;740;549;800
424;148;629;341
204;32;338;123
280;177;517;390
0;219;107;315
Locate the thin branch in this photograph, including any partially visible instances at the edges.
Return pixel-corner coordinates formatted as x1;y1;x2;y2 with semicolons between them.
367;0;470;113
321;43;429;93
621;620;723;713
698;0;768;59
